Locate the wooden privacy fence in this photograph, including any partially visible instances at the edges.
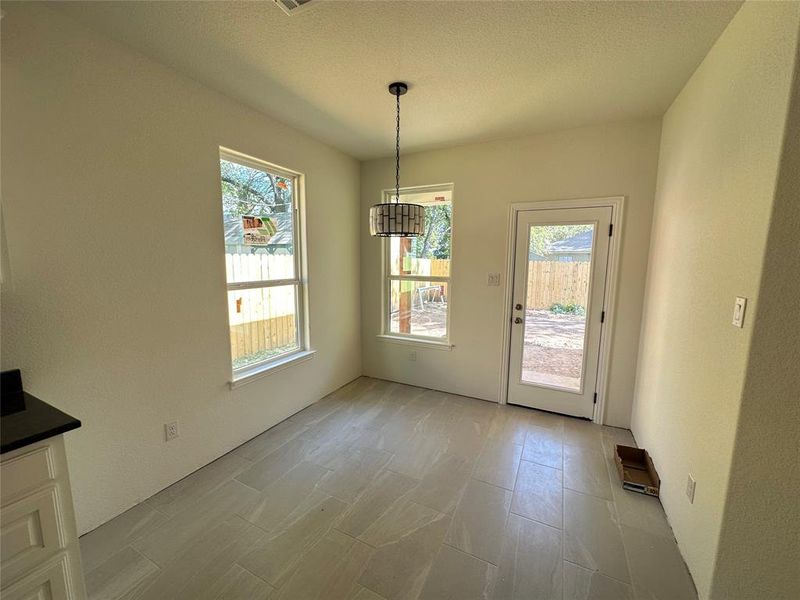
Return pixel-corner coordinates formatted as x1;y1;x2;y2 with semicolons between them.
230;314;295;361
526;261;590;309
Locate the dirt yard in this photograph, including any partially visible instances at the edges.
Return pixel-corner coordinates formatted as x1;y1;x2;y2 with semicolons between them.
522;309;585;389
390;302;448;338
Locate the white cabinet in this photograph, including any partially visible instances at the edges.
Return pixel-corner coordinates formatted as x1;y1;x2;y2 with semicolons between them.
1;435;86;599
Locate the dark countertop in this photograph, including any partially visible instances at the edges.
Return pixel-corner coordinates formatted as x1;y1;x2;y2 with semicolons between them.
1;369;81;455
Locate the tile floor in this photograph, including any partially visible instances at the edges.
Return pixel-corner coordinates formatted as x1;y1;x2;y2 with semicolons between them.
80;377;697;600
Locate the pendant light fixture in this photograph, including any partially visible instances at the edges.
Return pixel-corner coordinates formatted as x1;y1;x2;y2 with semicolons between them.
369;82;425;237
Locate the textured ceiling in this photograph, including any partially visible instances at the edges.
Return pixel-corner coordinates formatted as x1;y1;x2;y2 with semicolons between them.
50;1;741;159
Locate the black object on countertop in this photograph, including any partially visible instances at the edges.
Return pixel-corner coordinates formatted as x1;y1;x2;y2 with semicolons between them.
1;369;81;454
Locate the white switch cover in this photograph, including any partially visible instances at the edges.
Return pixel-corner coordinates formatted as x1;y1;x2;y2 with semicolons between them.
487;273;501;286
686;474;696;503
732;296;747;328
165;421;179;442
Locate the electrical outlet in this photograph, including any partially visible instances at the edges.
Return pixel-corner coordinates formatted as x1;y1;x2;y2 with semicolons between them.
165;421;179;442
409;350;417;362
686;474;696;503
487;273;501;286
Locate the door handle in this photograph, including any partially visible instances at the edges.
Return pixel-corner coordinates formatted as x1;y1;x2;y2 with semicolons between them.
514;317;523;324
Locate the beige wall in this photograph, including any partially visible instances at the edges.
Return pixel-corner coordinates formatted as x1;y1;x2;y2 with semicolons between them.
631;3;800;598
711;34;800;600
360;119;661;428
0;4;361;534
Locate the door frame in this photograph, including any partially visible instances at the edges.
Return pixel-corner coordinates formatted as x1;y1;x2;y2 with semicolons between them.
498;196;625;425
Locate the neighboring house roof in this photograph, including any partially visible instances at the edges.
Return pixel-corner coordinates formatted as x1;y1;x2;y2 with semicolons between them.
548;229;593;254
224;213;293;247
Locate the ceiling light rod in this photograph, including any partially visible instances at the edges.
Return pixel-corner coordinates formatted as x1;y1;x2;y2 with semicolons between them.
369;82;426;237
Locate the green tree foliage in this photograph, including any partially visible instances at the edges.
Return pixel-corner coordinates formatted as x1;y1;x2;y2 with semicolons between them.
220;160;292;217
411;204;452;259
529;223;592;257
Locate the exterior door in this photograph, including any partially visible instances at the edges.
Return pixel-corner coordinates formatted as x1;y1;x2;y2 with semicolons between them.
507;207;612;418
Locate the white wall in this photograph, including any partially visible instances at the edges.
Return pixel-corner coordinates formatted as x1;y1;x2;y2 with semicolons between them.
0;3;361;534
631;3;800;598
360;119;661;428
711;48;800;598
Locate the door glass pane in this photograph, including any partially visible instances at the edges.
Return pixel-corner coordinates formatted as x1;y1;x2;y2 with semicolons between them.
522;224;594;391
220;158;295;284
228;285;298;370
389;280;448;338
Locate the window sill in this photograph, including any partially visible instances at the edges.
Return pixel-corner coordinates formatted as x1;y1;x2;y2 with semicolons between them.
229;350;316;389
376;335;454;351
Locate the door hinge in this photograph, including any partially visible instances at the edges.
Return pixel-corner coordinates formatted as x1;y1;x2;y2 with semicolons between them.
609;223;614;237
593;392;598;404
601;310;605;323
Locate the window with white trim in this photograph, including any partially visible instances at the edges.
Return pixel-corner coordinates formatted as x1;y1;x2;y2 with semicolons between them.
384;184;453;342
219;149;306;377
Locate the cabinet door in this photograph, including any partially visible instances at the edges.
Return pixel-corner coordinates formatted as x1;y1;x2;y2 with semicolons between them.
1;486;65;583
1;553;72;600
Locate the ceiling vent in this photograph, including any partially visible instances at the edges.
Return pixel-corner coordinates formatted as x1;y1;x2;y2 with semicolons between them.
273;0;318;16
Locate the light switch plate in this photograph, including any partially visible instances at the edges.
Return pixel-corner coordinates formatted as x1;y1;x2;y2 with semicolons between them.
165;421;179;442
732;296;747;328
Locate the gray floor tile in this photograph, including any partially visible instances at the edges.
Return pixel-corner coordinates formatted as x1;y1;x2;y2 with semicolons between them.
526;408;565;432
563;561;634;600
492;514;563;600
147;452;250;517
564;490;630;583
444;417;489;461
357;504;451;600
446;479;512;564
212;565;274;599
511;460;563;528
563;418;604;451
232;418;309;462
622;525;697;600
80;377;688;600
473;440;523;490
487;406;532;445
522;425;563;469
286;398;341;428
318;447;393;503
239;461;330;532
274;529;374;600
388;432;449;478
564;443;613;500
346;586;388;600
133;480;259;567
419;545;497;600
238;495;347;587
80;502;169;573
235;436;319;491
85;546;159;600
408;452;473;514
336;469;418;539
359;499;444;548
133;515;265;600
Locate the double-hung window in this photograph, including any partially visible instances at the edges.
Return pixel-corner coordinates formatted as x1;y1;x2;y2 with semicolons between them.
219;148;307;380
384;184;453;343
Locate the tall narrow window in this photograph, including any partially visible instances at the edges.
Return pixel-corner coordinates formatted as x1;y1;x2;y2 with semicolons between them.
219;149;306;378
384;184;453;342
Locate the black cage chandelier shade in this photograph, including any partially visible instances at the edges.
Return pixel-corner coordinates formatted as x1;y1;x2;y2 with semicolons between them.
369;82;426;237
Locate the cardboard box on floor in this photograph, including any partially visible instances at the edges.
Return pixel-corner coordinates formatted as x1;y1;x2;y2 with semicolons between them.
615;445;660;497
